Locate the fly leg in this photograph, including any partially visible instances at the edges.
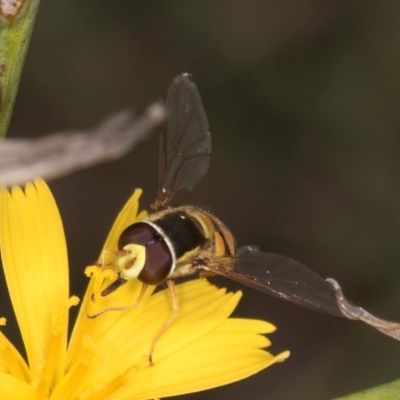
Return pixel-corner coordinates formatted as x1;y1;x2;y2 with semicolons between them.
148;279;178;366
87;283;149;318
96;249;115;269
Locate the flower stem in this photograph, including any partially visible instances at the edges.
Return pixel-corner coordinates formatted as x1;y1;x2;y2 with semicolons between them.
0;0;40;138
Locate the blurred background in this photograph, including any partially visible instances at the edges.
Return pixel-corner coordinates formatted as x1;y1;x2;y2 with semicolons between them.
2;0;400;398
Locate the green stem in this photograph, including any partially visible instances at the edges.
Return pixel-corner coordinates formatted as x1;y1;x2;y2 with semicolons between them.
0;0;40;138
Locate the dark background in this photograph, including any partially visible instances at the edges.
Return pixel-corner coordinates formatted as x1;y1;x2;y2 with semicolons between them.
2;1;400;399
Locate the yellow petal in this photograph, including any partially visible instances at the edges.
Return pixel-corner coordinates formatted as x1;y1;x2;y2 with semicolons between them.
0;370;35;400
102;188;144;253
111;320;289;400
67;189;148;370
0;180;69;382
0;331;30;381
62;280;288;399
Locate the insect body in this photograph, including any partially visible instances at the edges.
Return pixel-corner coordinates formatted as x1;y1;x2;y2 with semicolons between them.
96;73;344;316
117;206;236;284
92;74;400;348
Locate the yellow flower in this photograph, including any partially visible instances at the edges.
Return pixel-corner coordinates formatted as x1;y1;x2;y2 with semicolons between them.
0;179;289;400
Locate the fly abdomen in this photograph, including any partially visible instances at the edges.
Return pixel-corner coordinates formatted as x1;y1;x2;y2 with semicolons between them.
154;211;206;259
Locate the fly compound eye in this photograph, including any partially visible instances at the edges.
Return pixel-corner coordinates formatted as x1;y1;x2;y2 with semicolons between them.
117;222;174;286
138;240;172;285
119;222;155;250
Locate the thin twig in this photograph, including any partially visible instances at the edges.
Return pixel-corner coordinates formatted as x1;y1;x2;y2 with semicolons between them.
0;102;166;186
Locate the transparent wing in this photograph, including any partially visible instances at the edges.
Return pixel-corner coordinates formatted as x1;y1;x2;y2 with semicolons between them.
204;246;343;317
156;73;211;209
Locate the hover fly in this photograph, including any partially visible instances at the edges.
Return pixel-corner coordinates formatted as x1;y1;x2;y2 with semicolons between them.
89;74;400;356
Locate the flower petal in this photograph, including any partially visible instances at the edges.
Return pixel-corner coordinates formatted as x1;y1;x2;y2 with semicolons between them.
0;331;30;382
0;180;69;381
101;189;145;253
0;372;34;400
111;320;289;400
67;189;147;370
61;279;288;399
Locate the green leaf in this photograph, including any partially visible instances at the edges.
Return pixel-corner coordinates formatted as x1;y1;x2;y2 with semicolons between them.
336;379;400;400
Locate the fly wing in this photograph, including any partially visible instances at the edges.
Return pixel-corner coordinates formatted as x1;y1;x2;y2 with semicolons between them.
156;74;211;209
204;246;343;317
